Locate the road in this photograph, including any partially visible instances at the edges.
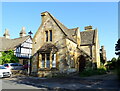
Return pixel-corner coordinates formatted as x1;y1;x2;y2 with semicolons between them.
1;78;40;89
0;73;120;91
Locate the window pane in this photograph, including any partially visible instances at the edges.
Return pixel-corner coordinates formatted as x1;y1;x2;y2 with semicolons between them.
71;60;75;68
46;53;50;68
52;54;54;61
50;30;52;41
42;54;45;68
52;54;56;67
45;31;48;42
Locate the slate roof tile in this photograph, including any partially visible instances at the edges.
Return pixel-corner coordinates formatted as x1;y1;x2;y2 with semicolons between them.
80;30;95;45
0;36;30;51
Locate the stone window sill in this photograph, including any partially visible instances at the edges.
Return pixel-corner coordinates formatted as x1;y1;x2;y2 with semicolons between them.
38;67;58;71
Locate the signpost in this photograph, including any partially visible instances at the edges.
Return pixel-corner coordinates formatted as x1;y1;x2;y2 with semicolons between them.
28;30;33;76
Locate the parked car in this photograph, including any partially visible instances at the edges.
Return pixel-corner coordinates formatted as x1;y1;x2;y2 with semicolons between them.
3;63;23;70
23;64;28;70
0;65;12;78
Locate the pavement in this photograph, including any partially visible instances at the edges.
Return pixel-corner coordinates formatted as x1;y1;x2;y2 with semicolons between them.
2;72;120;91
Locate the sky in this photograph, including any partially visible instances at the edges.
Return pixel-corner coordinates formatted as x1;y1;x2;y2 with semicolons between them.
0;2;118;60
1;0;119;2
118;1;120;38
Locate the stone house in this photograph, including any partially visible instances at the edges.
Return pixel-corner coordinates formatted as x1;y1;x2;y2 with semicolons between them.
80;26;100;68
31;11;101;77
0;27;32;65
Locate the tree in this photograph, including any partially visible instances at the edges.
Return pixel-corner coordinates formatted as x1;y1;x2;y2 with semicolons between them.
106;57;117;70
111;57;117;62
115;39;120;80
0;50;19;64
115;38;120;56
116;56;120;80
110;57;117;69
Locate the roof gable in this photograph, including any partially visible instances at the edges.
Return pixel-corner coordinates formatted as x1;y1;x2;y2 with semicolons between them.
80;30;95;45
46;12;77;43
0;36;30;51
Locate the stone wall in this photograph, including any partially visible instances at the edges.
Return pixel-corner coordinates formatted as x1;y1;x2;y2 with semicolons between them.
32;13;68;74
31;53;39;74
80;46;91;56
94;29;100;68
66;39;77;69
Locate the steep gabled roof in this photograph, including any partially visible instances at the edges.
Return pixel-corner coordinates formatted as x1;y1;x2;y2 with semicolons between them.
38;43;58;53
80;30;95;45
47;12;77;43
0;35;30;51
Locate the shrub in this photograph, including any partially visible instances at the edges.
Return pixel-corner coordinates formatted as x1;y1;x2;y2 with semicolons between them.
80;67;106;77
116;57;120;80
0;50;19;64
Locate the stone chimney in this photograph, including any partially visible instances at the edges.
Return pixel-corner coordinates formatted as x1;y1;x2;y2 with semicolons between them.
3;29;10;39
100;46;107;64
101;46;105;51
20;27;26;37
41;11;49;23
41;11;48;16
84;25;93;31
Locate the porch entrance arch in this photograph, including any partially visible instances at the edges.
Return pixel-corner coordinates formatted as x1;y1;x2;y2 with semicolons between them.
78;55;86;72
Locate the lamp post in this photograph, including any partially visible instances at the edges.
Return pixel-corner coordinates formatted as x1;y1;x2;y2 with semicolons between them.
28;30;33;76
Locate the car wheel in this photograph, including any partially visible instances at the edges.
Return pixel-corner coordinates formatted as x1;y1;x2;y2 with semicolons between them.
9;74;12;78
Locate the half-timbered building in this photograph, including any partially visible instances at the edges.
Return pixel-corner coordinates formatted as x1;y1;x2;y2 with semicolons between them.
0;27;32;65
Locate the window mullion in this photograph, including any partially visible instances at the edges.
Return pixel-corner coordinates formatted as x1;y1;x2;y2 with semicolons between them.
45;54;47;68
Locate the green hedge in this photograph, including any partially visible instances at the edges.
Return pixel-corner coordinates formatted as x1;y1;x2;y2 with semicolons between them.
80;68;107;77
0;58;2;65
116;57;120;80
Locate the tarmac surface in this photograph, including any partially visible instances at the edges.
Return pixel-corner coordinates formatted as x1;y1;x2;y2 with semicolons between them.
2;72;120;91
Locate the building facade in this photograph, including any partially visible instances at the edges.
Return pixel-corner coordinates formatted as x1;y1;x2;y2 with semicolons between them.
0;27;32;65
31;11;101;77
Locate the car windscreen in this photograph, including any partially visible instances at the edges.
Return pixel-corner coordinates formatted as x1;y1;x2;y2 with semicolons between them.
10;63;18;66
4;64;8;67
0;66;6;69
18;64;23;66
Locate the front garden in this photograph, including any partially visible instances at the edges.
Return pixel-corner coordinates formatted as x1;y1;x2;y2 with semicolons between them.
80;66;107;77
